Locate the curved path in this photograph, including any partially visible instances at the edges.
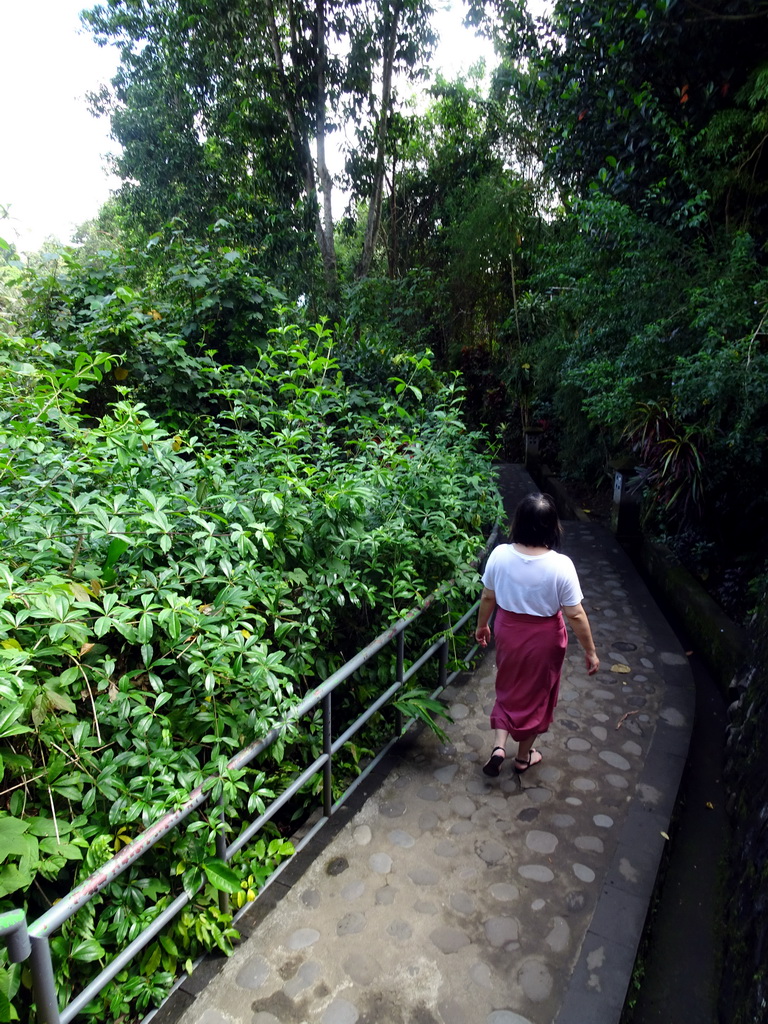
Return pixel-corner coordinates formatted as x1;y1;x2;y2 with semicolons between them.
152;465;693;1024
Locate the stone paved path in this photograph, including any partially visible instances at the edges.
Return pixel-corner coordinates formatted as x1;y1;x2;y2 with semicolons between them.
154;466;693;1024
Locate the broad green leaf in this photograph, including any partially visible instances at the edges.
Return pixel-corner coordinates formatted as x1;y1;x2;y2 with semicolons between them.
203;858;241;894
159;934;179;957
0;819;32;861
138;613;154;643
26;816;73;838
67;582;91;604
45;690;77;714
39;839;82;860
0;705;30;739
141;943;162;977
0;864;34;899
182;865;204;898
0;987;17;1023
103;538;130;572
71;939;106;962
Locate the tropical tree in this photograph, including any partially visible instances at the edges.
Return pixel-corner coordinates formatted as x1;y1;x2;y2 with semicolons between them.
376;75;538;341
84;0;436;299
477;0;768;236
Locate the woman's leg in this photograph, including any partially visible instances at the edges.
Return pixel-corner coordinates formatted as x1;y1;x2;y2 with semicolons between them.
515;735;534;762
482;728;510;776
492;728;509;753
514;734;542;772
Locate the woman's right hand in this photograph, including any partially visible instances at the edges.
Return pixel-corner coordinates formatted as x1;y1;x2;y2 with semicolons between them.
563;603;599;676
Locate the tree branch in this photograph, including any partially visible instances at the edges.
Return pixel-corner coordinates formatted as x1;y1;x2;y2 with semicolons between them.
683;0;768;20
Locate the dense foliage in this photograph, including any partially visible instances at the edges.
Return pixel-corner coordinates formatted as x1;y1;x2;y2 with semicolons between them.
3;0;768;1018
0;240;500;1021
438;0;768;618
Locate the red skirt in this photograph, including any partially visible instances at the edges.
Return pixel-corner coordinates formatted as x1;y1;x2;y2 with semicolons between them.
490;608;568;741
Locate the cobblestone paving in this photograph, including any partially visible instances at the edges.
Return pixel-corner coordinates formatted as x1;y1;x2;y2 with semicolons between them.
163;475;692;1024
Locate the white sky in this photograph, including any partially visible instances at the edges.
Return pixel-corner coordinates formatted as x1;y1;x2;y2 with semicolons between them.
0;0;500;254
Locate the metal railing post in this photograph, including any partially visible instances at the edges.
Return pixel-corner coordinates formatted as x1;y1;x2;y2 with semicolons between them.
323;693;333;818
0;908;30;963
395;632;405;734
215;794;230;915
29;935;61;1024
438;636;449;690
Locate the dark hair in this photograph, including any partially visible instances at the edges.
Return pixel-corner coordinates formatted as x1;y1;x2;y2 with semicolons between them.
510;493;563;549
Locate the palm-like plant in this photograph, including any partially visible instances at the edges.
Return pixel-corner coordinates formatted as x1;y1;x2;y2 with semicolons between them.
624;401;707;527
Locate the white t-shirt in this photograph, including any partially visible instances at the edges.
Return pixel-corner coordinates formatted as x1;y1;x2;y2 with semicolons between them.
482;544;583;617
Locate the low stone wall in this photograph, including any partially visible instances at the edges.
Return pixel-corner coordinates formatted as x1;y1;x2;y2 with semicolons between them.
635;535;765;1023
635;537;748;696
631;538;766;1024
720;603;768;1023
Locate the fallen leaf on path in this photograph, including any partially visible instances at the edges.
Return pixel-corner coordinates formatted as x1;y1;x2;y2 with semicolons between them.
611;663;631;673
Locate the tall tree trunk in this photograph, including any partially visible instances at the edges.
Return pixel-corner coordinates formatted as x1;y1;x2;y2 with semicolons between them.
315;0;339;296
264;0;338;296
386;154;399;277
356;0;401;280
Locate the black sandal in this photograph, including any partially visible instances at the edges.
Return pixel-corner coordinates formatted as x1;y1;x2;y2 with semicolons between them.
514;749;543;774
482;746;506;777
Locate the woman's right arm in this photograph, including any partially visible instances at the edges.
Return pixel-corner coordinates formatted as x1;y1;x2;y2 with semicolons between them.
562;603;599;675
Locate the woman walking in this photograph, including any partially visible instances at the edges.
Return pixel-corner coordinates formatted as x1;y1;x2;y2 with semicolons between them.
475;493;599;776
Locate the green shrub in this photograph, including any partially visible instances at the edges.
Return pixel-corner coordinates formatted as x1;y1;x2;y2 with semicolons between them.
0;308;500;1021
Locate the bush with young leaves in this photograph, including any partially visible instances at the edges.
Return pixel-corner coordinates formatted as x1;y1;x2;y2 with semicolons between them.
13;223;288;427
0;309;500;1021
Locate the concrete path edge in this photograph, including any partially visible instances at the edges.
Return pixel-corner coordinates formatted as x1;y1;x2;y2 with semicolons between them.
554;532;695;1024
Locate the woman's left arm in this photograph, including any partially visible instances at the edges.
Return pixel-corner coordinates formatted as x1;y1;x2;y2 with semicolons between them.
475;587;497;647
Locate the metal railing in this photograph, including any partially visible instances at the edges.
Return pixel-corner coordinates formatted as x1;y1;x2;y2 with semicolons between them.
1;533;496;1024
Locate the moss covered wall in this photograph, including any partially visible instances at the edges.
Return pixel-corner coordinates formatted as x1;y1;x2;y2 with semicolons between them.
632;538;764;1022
719;600;768;1023
637;538;748;696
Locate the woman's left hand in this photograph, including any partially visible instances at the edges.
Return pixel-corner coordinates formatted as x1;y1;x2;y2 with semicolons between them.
475;625;491;648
